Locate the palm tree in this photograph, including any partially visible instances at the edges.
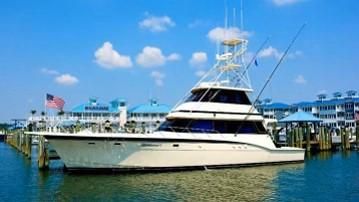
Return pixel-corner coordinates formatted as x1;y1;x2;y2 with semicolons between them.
57;110;65;116
0;123;10;131
30;109;37;122
30;110;36;116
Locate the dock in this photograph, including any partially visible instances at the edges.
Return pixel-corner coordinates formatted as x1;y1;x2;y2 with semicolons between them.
5;130;60;169
277;126;359;152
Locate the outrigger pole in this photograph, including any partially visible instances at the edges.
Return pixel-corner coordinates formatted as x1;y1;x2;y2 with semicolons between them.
246;23;307;116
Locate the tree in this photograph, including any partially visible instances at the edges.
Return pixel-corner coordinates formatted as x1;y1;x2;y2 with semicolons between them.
57;110;65;116
30;110;37;122
0;123;10;131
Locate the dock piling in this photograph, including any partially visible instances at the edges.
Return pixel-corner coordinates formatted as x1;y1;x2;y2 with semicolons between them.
305;125;311;152
38;136;49;170
356;125;359;149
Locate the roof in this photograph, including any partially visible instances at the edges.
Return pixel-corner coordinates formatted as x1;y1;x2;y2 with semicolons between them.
128;99;171;114
71;98;119;113
279;111;322;123
293;101;314;107
294;97;359;107
260;102;290;109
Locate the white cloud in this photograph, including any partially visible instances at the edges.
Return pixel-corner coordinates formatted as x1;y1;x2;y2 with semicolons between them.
195;70;207;77
294;74;307;84
189;52;207;67
258;46;302;60
136;46;179;67
94;42;132;69
207;27;251;43
139;15;175;32
150;71;165;86
55;74;79;86
167;53;181;61
136;46;166;67
258;46;283;60
288;50;303;59
41;68;59;76
272;0;303;6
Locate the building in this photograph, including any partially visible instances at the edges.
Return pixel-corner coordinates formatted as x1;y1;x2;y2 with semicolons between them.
68;97;126;126
257;90;359;129
28;97;170;132
127;99;171;133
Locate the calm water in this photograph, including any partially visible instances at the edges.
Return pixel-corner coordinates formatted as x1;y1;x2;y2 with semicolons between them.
1;142;359;202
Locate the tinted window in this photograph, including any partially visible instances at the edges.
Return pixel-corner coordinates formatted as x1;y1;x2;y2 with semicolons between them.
186;89;250;104
158;119;266;134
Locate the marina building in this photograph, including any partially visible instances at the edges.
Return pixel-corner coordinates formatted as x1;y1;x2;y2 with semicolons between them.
127;99;171;133
257;90;359;129
29;98;171;132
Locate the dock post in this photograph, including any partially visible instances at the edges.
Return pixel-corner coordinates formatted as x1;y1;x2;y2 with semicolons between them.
25;133;32;159
295;129;300;147
322;127;326;150
16;132;21;151
21;131;26;154
38;136;49;170
327;127;332;150
345;128;350;150
356;125;359;149
290;129;295;147
299;127;303;148
322;127;327;151
324;127;328;150
340;128;345;151
306;124;311;152
319;126;323;151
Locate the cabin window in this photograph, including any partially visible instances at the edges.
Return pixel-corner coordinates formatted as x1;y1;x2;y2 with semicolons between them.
186;89;251;104
158;119;266;134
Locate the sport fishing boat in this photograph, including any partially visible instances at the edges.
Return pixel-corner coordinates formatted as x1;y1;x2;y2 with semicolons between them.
33;36;304;171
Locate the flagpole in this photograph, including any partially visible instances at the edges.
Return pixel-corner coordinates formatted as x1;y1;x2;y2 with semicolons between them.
44;93;47;131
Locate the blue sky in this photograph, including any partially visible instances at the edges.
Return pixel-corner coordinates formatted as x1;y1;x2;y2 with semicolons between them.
0;0;358;121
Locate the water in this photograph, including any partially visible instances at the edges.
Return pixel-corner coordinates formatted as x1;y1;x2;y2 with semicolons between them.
1;142;359;202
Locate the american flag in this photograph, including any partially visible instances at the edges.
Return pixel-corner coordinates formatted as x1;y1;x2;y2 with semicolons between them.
46;93;65;110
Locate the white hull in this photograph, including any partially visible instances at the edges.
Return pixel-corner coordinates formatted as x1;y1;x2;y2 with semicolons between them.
44;132;304;170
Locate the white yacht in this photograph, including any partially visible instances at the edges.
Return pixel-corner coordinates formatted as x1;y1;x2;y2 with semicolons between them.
34;37;305;171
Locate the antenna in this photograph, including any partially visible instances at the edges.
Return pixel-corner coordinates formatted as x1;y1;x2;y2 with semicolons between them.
224;0;228;52
240;0;244;30
224;3;228;30
233;8;236;28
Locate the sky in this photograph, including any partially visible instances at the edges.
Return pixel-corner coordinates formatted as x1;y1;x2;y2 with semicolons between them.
0;0;358;121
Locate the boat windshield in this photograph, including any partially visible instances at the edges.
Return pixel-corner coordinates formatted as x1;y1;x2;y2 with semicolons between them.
186;89;251;104
158;119;266;134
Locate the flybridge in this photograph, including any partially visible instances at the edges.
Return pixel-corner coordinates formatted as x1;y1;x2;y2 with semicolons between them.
197;36;252;90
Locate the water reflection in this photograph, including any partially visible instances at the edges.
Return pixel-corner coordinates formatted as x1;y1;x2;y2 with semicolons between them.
46;164;304;202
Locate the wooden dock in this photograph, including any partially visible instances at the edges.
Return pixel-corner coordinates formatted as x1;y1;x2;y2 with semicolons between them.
5;130;59;169
278;126;359;152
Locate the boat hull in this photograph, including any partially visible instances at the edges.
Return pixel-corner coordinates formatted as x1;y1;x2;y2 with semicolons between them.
45;136;304;171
